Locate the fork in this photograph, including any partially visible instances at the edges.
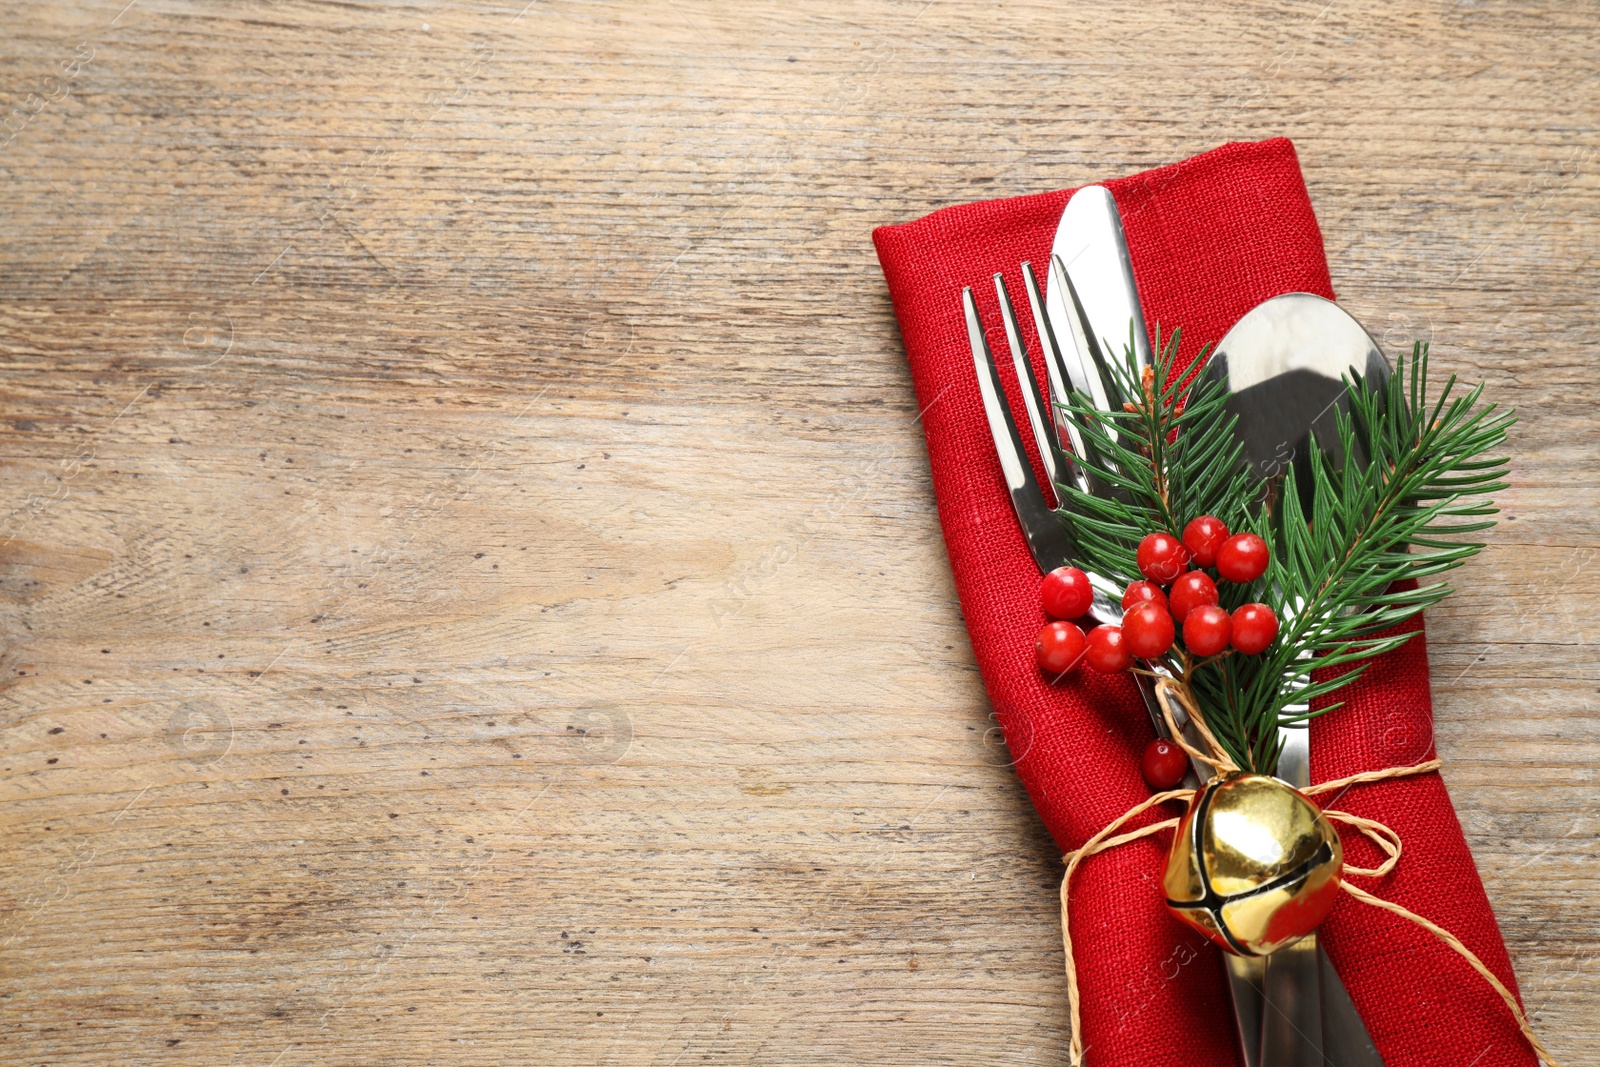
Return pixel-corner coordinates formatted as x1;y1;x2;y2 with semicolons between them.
962;255;1262;1060
961;257;1204;750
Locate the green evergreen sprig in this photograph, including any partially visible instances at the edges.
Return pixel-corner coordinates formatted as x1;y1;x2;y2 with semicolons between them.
1054;332;1514;774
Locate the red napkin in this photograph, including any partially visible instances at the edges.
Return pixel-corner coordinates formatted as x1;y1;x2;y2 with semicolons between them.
873;139;1536;1067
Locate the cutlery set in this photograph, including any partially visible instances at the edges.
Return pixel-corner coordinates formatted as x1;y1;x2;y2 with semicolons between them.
960;185;1390;1067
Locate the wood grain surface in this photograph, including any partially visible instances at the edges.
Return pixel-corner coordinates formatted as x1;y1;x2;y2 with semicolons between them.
2;2;1596;1063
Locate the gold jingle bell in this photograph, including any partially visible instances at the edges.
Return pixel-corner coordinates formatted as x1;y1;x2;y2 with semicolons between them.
1164;772;1343;956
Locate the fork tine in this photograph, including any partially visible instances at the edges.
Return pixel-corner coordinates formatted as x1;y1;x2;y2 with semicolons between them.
1052;254;1138;501
1051;253;1120;414
1021;261;1094;498
963;286;1073;574
965;286;1028;493
1027;260;1090;400
993;272;1063;506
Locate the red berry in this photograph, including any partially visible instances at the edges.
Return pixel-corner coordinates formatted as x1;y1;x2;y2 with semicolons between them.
1136;532;1190;585
1231;603;1280;655
1036;620;1088;677
1041;566;1094;620
1182;515;1230;568
1141;737;1189;791
1216;532;1270;583
1085;625;1133;673
1122;602;1175;658
1167;571;1219;623
1121;580;1168;613
1183;604;1232;657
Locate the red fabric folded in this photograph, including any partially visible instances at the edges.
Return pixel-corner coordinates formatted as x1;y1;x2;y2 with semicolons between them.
873;139;1535;1067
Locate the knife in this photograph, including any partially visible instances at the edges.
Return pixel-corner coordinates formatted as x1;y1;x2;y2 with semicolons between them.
1046;187;1275;1067
1047;190;1385;1067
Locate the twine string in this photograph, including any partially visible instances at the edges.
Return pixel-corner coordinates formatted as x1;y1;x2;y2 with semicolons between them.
1057;680;1559;1066
1060;794;1189;1067
1322;809;1402;877
1152;677;1237;776
1338;879;1559;1064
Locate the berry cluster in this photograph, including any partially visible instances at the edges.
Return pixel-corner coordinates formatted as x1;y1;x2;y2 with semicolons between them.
1036;518;1281;790
1033;515;1279;680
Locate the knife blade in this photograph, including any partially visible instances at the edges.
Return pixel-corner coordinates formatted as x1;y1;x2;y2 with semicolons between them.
1047;185;1153;371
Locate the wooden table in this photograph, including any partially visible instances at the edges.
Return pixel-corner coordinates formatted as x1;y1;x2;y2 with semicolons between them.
3;2;1596;1063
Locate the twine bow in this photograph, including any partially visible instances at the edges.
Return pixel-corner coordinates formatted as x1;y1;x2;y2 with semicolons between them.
1058;678;1559;1067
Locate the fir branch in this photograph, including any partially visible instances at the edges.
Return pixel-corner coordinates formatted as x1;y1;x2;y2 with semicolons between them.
1053;335;1513;774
